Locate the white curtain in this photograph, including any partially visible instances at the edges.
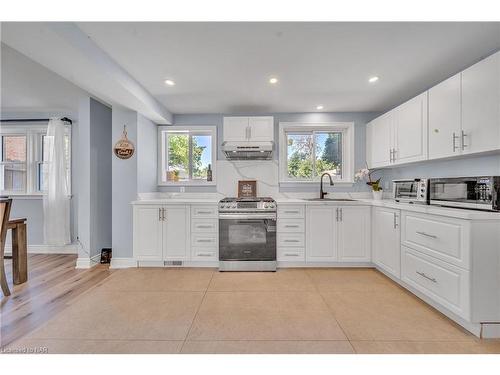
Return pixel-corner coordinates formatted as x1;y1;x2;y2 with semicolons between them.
43;118;71;246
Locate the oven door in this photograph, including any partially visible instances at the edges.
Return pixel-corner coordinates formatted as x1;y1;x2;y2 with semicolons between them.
394;180;419;201
219;213;276;261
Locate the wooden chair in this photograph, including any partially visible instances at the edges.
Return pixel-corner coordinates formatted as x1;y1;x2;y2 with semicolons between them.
1;198;12;296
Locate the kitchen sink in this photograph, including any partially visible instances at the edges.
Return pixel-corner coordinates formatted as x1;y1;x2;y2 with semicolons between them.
305;198;356;201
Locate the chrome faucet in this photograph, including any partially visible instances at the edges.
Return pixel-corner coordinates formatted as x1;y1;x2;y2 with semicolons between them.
320;172;334;199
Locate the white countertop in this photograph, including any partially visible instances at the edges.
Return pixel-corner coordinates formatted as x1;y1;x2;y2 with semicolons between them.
132;193;500;220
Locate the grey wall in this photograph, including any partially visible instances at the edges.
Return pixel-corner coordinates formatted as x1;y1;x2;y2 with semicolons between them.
89;98;112;257
112;107;139;258
378;154;500;190
1;44;91;246
137;114;158;193
162;112;378;193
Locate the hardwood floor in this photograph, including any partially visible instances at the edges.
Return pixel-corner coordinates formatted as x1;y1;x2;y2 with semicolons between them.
1;254;113;348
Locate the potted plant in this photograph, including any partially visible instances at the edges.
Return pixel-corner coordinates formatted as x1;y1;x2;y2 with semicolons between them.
355;165;383;200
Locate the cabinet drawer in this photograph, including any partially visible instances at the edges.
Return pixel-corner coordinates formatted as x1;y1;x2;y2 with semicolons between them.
277;205;305;218
191;205;218;218
277;247;305;261
192;248;218;261
191;234;218;248
401;246;470;320
277;233;305;247
277;219;305;233
402;212;469;269
191;218;218;233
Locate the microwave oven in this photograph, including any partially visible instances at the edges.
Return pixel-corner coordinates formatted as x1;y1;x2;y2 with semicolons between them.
429;176;500;211
393;179;429;204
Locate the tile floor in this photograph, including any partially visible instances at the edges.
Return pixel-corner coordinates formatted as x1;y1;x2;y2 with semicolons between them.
5;268;500;354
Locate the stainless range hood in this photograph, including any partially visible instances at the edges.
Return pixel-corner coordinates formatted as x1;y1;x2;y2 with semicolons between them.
222;141;274;160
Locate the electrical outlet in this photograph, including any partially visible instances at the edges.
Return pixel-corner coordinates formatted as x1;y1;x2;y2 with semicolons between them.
179;186;186;193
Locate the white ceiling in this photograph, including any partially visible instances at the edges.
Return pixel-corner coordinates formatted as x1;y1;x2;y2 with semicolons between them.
3;22;500;116
77;22;500;114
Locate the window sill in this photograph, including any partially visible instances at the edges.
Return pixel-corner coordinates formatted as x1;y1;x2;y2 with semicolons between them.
1;194;44;200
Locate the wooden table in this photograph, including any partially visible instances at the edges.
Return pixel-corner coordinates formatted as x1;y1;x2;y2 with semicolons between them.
7;218;27;284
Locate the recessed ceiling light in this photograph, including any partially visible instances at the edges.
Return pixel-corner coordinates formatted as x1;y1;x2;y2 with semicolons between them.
316;105;324;110
164;79;176;86
368;76;379;83
269;77;278;84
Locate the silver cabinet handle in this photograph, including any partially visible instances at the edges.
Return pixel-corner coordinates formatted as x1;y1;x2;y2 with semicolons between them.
159;208;162;221
335;208;339;222
197;253;213;257
163;208;166;221
284;239;300;243
284;210;299;214
196;225;213;229
416;231;437;239
197;211;213;214
416;271;437;283
392;148;397;163
284;225;299;228
340;208;343;222
452;132;460;152
393;212;397;229
389;148;393;163
284;253;299;257
197;239;214;243
461;130;467;150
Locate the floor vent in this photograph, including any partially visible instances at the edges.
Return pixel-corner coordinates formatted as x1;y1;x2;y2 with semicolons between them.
165;260;183;266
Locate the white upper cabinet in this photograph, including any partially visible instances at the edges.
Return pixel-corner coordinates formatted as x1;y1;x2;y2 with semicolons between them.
223;116;274;142
248;116;274;142
461;51;500;155
366;112;394;168
428;73;462;159
367;51;500;168
223;117;249;142
393;92;428;165
366;93;427;168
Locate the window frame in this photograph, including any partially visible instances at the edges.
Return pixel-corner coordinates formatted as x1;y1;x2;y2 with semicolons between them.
279;122;355;186
0;123;72;196
157;125;217;186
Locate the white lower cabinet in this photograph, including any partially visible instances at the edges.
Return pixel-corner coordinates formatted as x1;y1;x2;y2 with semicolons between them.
305;205;371;263
337;206;371;262
277;204;305;262
133;204;189;263
133;205;164;262
372;206;401;278
401;245;470;320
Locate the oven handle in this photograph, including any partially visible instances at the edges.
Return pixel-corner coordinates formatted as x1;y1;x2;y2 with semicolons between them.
219;213;276;220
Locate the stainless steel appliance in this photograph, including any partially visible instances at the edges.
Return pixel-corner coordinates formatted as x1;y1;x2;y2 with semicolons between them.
221;141;274;160
218;197;277;271
429;176;500;211
393;179;429;204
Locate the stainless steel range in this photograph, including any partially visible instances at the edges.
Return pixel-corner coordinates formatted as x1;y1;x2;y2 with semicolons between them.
218;197;277;271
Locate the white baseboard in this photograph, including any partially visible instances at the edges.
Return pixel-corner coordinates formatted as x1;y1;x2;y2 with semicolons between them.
481;323;500;339
75;253;101;269
110;257;137;269
4;244;78;255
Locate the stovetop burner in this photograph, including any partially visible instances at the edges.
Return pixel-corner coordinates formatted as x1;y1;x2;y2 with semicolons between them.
219;197;276;212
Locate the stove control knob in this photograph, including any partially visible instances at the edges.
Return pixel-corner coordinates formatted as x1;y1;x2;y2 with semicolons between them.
264;203;269;208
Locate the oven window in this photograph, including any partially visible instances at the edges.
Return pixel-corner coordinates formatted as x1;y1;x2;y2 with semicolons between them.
228;224;267;245
395;182;417;197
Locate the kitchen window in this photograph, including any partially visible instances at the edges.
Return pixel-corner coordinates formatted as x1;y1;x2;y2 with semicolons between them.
158;126;217;185
0;124;71;196
279;122;354;184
